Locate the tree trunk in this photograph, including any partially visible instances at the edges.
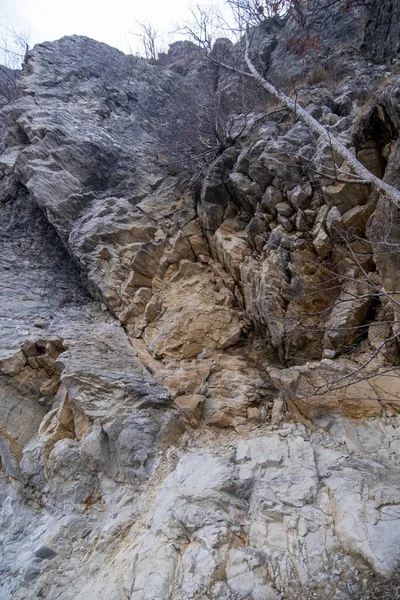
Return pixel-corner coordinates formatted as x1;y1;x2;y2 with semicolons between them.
209;26;400;207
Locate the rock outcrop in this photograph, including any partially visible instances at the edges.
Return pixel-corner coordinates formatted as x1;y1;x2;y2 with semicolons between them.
1;9;400;599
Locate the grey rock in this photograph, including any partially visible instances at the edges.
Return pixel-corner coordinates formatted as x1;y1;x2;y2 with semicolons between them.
323;349;336;359
275;201;294;217
326;206;342;232
277;214;294;232
266;230;282;250
362;0;400;62
33;319;48;329
261;186;283;214
303;208;317;225
246;215;266;249
22;558;42;582
229;171;263;213
34;545;58;559
295;209;309;232
287;182;313;210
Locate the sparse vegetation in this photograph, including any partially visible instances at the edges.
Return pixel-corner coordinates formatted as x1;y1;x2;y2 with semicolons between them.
0;23;29;104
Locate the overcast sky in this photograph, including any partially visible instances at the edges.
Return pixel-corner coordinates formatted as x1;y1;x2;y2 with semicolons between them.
0;0;230;57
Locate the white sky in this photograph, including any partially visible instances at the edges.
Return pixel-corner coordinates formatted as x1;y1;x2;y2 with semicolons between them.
0;0;230;56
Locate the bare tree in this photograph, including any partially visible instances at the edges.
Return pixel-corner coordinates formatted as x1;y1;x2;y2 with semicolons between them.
202;26;400;208
152;5;270;181
172;1;400;204
0;23;29;104
226;0;291;26
0;23;29;69
176;4;226;50
160;56;266;181
132;21;164;62
165;2;400;206
225;0;371;28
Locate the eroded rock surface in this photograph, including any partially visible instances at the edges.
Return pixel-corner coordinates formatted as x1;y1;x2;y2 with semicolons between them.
1;14;400;600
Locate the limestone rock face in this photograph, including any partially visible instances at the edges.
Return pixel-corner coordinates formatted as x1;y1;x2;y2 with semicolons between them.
124;428;400;599
12;423;399;600
269;360;389;423
0;188;179;491
142;262;243;359
1;21;400;600
362;0;400;62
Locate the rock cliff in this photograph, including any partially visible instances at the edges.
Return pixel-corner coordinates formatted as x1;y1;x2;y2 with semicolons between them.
1;9;400;600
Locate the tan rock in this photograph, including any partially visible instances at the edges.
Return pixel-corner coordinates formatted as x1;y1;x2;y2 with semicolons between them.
164;232;195;264
239;253;287;359
169;259;205;283
0;337;68;476
39;378;60;397
161;359;211;397
356;147;383;178
201;355;272;427
143;266;243;359
212;219;251;282
130;338;165;376
323;279;373;353
208;260;236;292
174;394;205;427
341;199;376;234
269;360;384;423
322;181;370;214
184;219;211;261
188;235;211;261
0;423;24;479
144;304;241;359
0;350;26;376
313;205;330;228
312;224;331;258
119;287;153;325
